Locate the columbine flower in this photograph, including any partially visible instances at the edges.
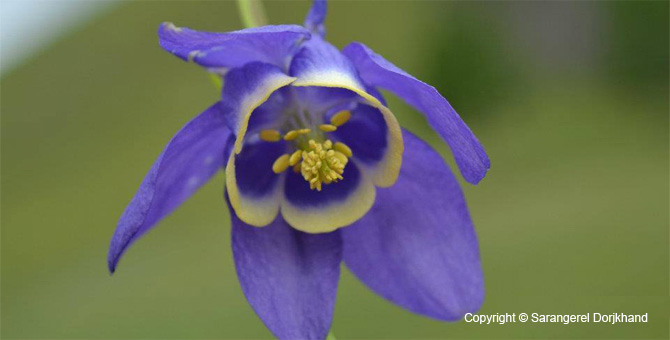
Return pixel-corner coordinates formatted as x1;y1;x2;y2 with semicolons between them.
108;0;490;339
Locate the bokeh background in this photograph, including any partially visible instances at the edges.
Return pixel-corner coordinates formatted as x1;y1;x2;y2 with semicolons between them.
2;0;668;339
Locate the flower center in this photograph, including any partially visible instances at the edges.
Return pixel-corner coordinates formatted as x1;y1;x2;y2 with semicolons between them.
299;139;352;191
261;110;354;191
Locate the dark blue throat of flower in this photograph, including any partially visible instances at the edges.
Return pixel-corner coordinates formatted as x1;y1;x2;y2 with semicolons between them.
230;83;387;198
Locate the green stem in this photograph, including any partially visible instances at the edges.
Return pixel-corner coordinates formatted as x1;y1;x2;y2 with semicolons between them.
326;331;337;340
209;73;223;90
236;0;268;28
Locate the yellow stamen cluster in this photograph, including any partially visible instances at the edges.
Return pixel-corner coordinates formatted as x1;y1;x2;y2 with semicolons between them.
271;139;351;191
266;110;354;191
299;139;349;191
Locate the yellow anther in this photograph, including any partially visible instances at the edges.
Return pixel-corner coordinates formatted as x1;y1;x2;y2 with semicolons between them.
284;128;311;141
284;130;301;141
333;151;349;165
319;124;337;132
272;154;291;174
311;179;322;191
259;129;282;142
333;142;353;158
330;110;351;127
289;150;302;166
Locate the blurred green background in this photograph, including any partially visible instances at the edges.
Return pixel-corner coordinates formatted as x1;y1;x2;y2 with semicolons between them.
2;1;668;339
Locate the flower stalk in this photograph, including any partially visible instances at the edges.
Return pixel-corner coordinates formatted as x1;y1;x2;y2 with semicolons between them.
236;0;268;28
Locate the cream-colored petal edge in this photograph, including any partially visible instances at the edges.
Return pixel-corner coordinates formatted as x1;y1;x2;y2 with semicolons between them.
279;170;376;234
226;153;282;227
233;75;297;154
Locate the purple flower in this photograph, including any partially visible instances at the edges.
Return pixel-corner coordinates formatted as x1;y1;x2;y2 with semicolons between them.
108;1;490;338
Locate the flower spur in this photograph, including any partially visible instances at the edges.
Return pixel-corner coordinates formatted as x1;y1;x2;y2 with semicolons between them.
108;1;490;339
